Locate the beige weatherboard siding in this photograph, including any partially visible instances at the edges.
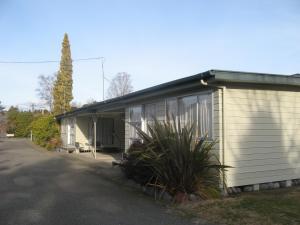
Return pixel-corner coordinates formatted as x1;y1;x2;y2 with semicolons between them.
224;85;300;187
75;116;90;149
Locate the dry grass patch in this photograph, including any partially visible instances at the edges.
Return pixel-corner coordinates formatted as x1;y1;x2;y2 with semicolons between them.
177;186;300;225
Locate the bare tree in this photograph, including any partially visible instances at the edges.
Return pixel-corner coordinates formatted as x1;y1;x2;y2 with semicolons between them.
106;72;133;99
36;73;56;112
85;98;97;105
71;101;82;110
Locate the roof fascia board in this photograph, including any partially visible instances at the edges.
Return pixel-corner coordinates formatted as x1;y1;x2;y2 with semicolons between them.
210;70;300;87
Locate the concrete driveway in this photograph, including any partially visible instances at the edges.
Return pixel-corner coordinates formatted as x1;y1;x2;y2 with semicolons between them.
0;138;198;225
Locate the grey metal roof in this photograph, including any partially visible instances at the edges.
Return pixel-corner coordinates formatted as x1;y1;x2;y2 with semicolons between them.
291;73;300;78
56;69;300;119
210;70;300;86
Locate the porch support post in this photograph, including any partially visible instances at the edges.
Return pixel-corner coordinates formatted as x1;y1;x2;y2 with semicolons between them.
92;115;97;159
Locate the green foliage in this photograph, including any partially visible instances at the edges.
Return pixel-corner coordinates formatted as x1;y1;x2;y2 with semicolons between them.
6;107;34;137
5;106;59;147
14;112;34;137
119;119;228;199
6;106;19;133
30;115;61;149
53;33;73;115
120;141;154;185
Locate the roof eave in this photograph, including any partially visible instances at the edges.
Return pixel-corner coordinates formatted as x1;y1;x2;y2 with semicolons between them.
210;70;300;87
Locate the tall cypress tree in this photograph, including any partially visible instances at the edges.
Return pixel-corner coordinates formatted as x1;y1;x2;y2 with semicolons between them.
53;33;73;115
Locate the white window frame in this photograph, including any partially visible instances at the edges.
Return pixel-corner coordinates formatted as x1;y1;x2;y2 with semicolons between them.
165;90;214;139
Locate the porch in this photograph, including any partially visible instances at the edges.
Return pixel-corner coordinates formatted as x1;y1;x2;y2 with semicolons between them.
61;109;125;158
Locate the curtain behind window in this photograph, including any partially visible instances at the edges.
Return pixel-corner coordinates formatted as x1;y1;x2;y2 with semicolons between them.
178;96;198;130
129;106;142;141
144;101;165;133
198;94;212;138
166;98;178;122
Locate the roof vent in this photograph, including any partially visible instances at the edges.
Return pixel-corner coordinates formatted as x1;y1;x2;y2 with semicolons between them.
291;73;300;77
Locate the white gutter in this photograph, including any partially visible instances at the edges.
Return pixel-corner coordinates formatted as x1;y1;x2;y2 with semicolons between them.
200;79;227;193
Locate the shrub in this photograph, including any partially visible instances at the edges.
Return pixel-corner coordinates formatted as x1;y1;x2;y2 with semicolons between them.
30;115;61;150
6;106;19;134
120;141;153;185
14;111;34;137
118;119;228;200
6;107;35;137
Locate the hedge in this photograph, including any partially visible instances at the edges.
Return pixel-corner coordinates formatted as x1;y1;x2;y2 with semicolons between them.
30;115;61;150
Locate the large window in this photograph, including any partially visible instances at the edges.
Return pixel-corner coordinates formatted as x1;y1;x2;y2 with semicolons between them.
129;106;142;141
127;92;213;146
167;92;213;139
144;101;165;132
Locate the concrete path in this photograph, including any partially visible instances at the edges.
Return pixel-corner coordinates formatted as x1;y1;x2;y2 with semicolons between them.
0;138;198;225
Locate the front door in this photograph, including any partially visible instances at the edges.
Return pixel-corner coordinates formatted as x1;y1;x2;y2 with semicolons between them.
67;124;71;145
100;118;114;145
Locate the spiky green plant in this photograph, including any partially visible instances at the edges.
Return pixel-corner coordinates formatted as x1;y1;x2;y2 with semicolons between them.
120;118;228;199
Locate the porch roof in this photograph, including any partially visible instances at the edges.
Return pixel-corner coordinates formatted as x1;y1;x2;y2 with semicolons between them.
56;69;300;120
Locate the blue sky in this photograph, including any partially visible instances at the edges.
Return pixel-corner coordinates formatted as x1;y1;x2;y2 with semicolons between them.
1;0;300;109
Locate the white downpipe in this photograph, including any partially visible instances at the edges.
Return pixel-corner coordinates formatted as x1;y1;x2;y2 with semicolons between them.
200;79;227;192
94;120;97;159
221;86;226;192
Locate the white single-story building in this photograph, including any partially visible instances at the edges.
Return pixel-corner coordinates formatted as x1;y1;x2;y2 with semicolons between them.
56;69;300;189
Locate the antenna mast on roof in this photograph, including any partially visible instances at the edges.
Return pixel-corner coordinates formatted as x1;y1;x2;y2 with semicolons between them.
101;58;105;101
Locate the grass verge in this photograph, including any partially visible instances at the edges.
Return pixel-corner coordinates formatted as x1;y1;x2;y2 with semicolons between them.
177;186;300;225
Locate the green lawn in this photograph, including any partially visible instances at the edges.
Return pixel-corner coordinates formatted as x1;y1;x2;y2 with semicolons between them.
178;186;300;225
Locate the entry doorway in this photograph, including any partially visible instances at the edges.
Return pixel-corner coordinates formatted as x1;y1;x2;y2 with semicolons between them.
86;114;125;152
67;124;71;145
98;118;114;146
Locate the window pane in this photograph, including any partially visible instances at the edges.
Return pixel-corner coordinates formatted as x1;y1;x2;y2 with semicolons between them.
167;98;177;121
178;96;197;129
198;94;212;138
130;106;142;122
145;103;156;122
144;101;165;133
145;101;165;122
129;106;142;141
156;101;165;121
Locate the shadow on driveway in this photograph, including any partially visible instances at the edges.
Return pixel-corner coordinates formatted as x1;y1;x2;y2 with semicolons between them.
0;138;201;225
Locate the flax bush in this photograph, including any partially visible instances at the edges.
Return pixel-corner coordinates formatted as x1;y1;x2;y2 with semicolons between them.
119;119;228;199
